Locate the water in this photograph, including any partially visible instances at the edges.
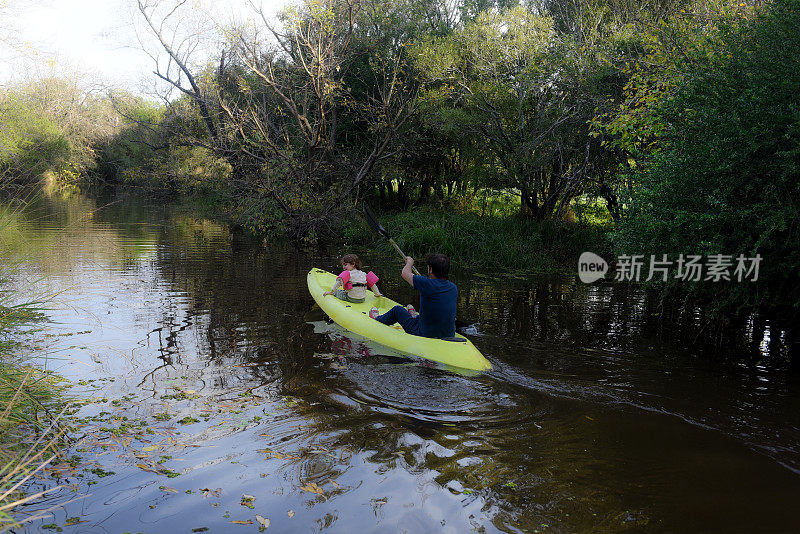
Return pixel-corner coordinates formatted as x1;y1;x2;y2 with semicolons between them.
8;191;800;533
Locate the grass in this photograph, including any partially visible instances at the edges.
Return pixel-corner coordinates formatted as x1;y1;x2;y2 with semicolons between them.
0;368;72;532
341;204;612;275
0;188;74;531
0;297;73;532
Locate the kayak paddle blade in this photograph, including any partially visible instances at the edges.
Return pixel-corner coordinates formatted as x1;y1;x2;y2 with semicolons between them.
363;203;389;239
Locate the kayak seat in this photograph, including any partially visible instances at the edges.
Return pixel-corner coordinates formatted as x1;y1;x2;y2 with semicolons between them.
442;337;467;343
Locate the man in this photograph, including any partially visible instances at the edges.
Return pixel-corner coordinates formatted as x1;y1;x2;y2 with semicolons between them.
370;253;457;339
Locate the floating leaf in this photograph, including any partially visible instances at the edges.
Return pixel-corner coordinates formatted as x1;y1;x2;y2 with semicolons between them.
230;520;253;525
136;464;160;474
240;494;256;509
287;510;294;518
300;482;324;495
201;487;222;498
142;445;159;452
160;486;178;493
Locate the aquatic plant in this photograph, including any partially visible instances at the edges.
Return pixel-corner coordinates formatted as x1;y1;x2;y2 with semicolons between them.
0;191;72;531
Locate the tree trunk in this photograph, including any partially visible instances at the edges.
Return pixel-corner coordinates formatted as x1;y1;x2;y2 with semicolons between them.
599;181;621;222
398;178;408;208
417;172;431;204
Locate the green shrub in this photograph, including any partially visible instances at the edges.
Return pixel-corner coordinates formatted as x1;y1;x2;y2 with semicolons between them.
0;97;69;182
342;207;610;274
616;0;800;311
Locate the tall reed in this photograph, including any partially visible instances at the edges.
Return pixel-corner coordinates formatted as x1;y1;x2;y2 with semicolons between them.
0;188;71;531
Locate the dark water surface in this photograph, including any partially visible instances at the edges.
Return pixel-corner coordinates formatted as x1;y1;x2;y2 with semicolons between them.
10;192;800;533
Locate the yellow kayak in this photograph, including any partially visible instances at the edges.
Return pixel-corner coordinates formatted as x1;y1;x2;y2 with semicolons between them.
307;268;491;371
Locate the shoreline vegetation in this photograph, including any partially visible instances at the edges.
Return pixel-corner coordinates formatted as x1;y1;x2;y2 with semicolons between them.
340;204;613;275
0;199;71;531
1;1;798;339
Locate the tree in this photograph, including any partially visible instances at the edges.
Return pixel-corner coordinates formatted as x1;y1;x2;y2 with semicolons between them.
413;6;600;220
0;78;118;184
136;0;417;237
614;0;800;311
135;0;228;152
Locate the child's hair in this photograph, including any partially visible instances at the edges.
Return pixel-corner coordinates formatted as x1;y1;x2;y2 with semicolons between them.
341;254;362;269
425;253;450;279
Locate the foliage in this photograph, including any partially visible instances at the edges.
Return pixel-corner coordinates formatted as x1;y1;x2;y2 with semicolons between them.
0;78;119;186
613;0;800;311
411;6;609;220
342;205;611;273
135;0;418;238
95;95;164;184
0;96;69;182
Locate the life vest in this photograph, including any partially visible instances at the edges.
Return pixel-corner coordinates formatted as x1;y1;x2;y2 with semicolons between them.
338;270;379;290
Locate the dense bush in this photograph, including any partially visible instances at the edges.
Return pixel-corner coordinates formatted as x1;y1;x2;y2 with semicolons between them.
342;207;611;273
0;78;118;186
615;0;800;310
0;96;69;182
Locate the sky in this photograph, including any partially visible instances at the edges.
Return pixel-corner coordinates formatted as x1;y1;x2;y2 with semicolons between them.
0;0;289;93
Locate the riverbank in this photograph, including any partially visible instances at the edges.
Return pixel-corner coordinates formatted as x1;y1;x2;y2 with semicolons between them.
0;196;74;531
156;187;614;275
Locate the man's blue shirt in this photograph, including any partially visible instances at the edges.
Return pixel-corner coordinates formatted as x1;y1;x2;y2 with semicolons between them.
412;275;457;338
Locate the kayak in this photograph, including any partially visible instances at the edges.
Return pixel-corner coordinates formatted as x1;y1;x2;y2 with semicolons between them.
307;268;492;371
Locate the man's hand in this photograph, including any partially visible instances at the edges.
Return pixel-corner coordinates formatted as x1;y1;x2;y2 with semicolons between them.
401;256;415;287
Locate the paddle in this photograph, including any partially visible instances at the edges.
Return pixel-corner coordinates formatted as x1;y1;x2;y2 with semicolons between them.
362;202;421;276
361;202;474;331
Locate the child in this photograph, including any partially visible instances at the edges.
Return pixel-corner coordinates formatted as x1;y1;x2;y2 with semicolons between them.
324;254;382;303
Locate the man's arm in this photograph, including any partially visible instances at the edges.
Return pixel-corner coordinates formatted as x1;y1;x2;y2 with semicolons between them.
401;256;415;287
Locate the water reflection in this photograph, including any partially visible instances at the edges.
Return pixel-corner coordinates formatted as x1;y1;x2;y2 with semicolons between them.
7;190;800;533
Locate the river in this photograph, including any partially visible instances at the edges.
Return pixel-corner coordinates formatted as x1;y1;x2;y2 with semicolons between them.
9;191;800;533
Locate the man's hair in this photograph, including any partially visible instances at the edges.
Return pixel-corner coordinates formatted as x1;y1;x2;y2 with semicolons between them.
425;253;450;279
341;254;362;269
